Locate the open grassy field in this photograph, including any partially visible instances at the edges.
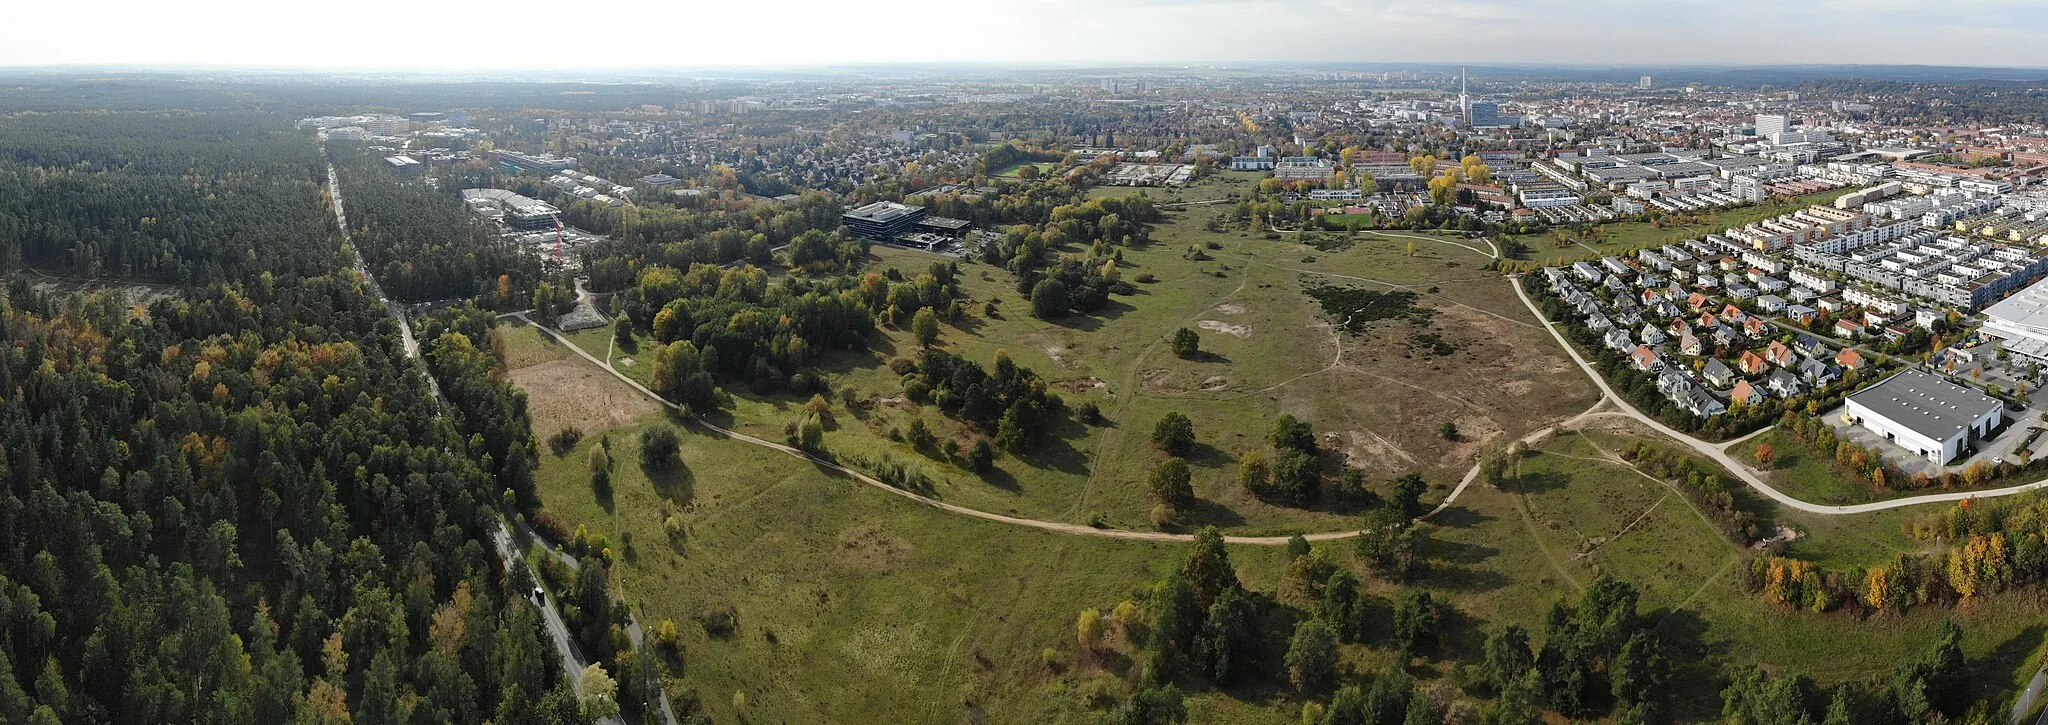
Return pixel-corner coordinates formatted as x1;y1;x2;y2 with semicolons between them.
500;168;2048;722
509;353;2048;723
568;176;1595;536
526;399;1309;723
992;161;1055;179
1086;170;1262;204
596;188;1599;535
1524;187;1859;264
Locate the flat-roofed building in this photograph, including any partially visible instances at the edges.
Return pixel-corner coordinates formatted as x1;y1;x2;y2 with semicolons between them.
1843;369;2003;464
842;201;928;241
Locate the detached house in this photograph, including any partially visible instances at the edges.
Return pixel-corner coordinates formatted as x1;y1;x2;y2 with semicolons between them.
1605;328;1634;352
1702;357;1737;388
1730;379;1765;406
1639;324;1667;346
1632;345;1664;372
1765;369;1804;397
1835;348;1866;370
1738;350;1771;375
1834;319;1864;339
1764;340;1796;367
1799;358;1840;386
1792;334;1827;358
1679;330;1706;356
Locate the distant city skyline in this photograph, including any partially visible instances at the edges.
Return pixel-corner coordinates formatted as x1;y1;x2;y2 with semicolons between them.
7;0;2048;70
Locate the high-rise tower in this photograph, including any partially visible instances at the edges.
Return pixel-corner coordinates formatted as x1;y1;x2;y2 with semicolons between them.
1459;68;1470;127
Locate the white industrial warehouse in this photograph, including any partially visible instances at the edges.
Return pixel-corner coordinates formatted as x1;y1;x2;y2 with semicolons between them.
1842;370;2004;465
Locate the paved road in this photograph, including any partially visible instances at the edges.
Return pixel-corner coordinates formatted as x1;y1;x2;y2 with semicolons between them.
2015;661;2047;725
326;162;645;723
1511;274;2048;514
324;164;440;401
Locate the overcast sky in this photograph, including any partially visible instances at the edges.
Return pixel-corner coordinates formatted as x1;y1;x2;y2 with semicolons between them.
6;0;2046;69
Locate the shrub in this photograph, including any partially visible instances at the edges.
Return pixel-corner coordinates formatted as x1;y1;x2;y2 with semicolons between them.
966;438;996;473
547;426;584;456
1170;327;1201;358
1152;412;1196;456
639;426;682;470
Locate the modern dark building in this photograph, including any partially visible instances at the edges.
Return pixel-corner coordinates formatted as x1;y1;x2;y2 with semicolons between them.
1468;102;1502;128
842;201;927;241
916;216;972;237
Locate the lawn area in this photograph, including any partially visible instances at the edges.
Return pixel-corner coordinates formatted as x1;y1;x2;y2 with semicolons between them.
992;161;1054;179
1730;428;1883;506
1522;187;1860;264
1729;426;2048;509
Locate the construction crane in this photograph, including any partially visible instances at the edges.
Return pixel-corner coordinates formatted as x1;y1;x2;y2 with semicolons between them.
553;215;566;269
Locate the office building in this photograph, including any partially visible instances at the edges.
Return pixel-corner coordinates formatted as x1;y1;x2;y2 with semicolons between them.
494;150;578;173
1468;102;1502;128
842;201;928;241
1638;75;1654;89
1755;114;1789;140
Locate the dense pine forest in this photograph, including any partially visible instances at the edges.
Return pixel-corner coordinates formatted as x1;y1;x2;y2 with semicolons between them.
0;112;586;723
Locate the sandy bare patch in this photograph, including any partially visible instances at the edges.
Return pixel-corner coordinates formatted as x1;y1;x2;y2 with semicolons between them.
1196;320;1251;338
1199;376;1229;391
509;359;660;439
1439;415;1505;469
1043;345;1066;366
1141;369;1183;394
1053;377;1109;393
617;357;637;367
1342;430;1420;472
1214;302;1246;315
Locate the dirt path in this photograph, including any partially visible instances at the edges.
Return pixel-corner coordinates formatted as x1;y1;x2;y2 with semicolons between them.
516;311;1531;545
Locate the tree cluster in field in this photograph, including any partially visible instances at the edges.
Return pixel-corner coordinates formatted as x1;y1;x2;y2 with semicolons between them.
413;305;544;507
1718;618;1971;725
1069;528;1689;725
619;263;879;400
336;152;543;304
1744;491;2048;618
1614;441;1764;543
1233;414;1412;512
565;191;851;292
977;195;1161;319
1068;520;2009;725
903;349;1063;454
0;113;343;284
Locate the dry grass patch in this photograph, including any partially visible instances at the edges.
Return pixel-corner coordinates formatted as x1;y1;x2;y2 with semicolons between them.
509;358;660;438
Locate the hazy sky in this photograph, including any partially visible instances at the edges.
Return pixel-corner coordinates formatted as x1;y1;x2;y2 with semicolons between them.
6;0;2047;69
